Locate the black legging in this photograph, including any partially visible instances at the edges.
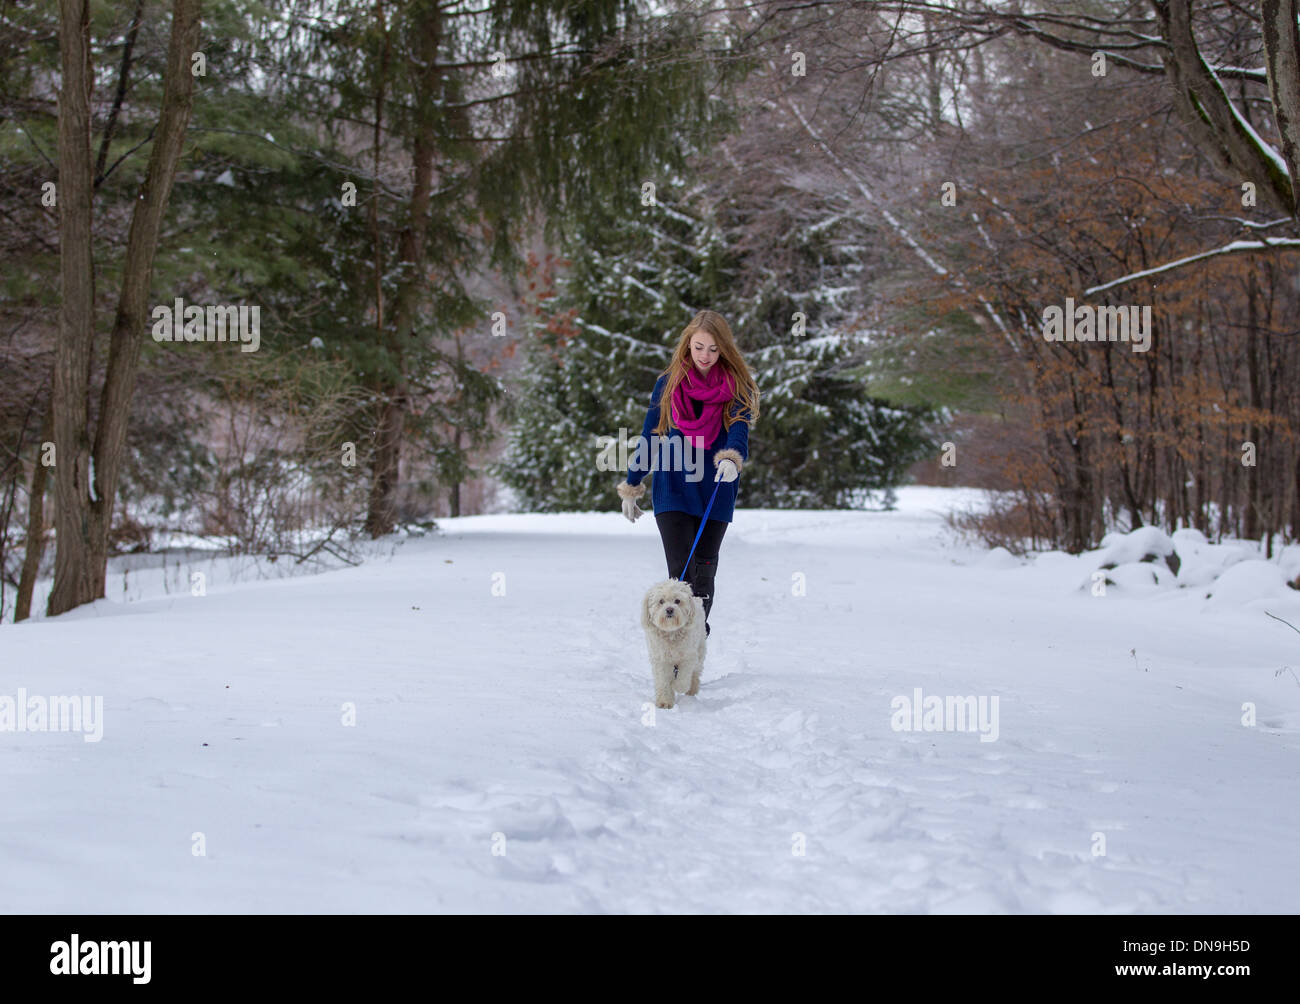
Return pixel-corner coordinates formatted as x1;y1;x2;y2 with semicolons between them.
655;510;728;621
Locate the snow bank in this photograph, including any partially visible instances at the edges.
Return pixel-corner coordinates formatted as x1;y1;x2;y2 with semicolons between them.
1096;525;1178;567
1055;525;1300;607
1204;560;1290;605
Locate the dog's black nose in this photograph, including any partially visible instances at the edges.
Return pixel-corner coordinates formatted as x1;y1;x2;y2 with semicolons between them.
665;608;674;616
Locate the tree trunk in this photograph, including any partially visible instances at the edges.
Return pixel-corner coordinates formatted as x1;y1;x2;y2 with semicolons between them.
450;422;463;517
49;0;98;617
1245;273;1262;541
1262;0;1300;217
1193;297;1209;534
364;0;442;537
1293;454;1300;543
15;401;54;622
48;0;202;616
1157;0;1296;214
366;388;407;535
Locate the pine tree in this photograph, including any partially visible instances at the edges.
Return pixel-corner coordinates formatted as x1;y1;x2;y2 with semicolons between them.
499;197;732;510
713;187;936;508
745;334;934;508
501;192;935;510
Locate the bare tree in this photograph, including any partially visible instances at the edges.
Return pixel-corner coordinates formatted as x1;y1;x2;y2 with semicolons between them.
742;0;1300;286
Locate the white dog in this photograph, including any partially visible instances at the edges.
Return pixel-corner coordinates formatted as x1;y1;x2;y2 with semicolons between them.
640;579;708;709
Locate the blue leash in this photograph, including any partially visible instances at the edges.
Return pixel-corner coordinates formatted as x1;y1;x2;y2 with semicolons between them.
676;479;722;580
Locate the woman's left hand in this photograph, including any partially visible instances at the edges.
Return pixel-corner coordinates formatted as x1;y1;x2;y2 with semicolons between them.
715;458;738;483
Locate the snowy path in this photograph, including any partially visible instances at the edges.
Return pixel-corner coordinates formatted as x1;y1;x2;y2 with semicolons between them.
3;489;1299;913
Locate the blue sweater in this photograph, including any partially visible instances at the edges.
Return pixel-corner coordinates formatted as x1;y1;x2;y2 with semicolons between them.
625;373;751;522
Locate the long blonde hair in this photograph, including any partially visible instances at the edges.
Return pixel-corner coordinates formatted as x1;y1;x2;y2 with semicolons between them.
653;310;760;436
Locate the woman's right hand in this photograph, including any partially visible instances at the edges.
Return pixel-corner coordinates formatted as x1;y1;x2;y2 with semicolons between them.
616;480;647;523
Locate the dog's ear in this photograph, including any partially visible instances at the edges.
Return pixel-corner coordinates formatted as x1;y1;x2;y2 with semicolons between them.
641;591;655;631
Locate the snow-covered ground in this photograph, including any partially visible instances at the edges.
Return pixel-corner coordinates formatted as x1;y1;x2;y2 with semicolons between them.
3;486;1299;913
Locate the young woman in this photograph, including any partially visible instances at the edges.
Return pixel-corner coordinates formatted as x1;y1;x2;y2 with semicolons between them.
616;310;760;636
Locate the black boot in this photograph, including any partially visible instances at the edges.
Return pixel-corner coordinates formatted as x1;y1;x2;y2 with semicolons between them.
688;555;717;636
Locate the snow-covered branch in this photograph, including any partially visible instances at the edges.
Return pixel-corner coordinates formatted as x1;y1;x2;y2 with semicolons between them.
1085;237;1300;294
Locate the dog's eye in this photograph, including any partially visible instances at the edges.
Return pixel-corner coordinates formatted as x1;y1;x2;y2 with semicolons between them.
657;599;664;605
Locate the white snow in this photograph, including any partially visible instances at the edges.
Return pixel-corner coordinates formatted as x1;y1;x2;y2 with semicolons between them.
3;486;1299;913
1204;561;1289;605
1103;561;1164;591
1096;525;1176;564
1170;529;1257;589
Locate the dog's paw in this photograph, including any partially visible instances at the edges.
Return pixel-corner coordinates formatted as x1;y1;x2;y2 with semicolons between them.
656;697;675;709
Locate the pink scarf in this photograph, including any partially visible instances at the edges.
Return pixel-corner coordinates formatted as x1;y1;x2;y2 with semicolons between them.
670;364;734;447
